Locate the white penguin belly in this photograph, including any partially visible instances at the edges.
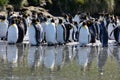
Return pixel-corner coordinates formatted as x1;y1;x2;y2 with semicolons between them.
56;25;64;43
28;26;37;45
79;27;89;44
0;22;8;38
108;23;114;40
45;24;57;44
7;25;18;43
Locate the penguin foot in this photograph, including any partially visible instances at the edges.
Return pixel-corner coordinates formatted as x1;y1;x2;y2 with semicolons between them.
1;37;7;41
48;43;54;46
80;44;87;47
102;45;108;47
58;43;64;45
8;43;16;45
31;43;40;46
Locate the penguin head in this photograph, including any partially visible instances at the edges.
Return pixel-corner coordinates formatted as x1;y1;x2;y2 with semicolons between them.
31;19;37;24
0;15;6;21
87;20;93;27
58;18;63;24
51;18;55;23
43;17;47;22
37;12;43;17
73;21;78;26
82;22;87;26
17;16;22;24
36;18;40;24
23;13;28;19
11;19;16;25
62;13;68;20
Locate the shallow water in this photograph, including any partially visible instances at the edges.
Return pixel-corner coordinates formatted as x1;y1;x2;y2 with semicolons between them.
0;43;120;80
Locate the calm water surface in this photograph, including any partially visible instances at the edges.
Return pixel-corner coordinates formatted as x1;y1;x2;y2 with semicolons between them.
0;43;120;80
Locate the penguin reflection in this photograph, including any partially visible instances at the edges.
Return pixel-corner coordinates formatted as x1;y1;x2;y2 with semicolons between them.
7;44;18;67
32;46;41;70
43;46;56;71
28;46;44;71
69;46;77;62
77;47;91;71
37;46;44;66
85;46;98;71
34;46;44;68
98;47;108;75
112;46;120;66
16;44;25;67
55;46;65;71
112;47;120;75
0;44;7;63
28;46;38;67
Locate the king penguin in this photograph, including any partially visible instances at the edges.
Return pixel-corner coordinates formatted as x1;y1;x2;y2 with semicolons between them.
16;16;25;43
56;18;66;44
45;18;57;45
108;21;115;40
0;15;8;40
7;19;18;44
99;20;108;47
87;20;96;44
28;19;41;46
79;22;90;46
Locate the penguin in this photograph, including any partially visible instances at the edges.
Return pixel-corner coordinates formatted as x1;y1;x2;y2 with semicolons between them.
64;23;70;42
79;22;90;46
73;22;79;41
87;20;96;44
68;24;74;42
22;14;28;35
0;15;8;40
116;26;120;44
110;25;120;45
36;19;44;43
28;19;40;46
23;14;31;41
7;19;18;44
45;18;57;45
41;17;48;42
73;12;80;24
108;22;116;40
16;16;25;43
63;14;71;42
56;18;66;44
99;20;108;47
94;19;100;40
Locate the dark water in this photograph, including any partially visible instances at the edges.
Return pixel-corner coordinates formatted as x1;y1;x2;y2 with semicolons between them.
0;43;120;80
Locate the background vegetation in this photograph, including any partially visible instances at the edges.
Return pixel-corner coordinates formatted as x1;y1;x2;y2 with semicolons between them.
0;0;120;16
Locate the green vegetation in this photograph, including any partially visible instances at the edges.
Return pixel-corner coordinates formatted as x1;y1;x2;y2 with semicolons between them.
9;0;24;10
0;0;120;15
0;0;8;6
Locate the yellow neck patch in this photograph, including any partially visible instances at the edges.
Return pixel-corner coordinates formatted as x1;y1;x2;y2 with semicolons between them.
12;24;16;27
1;20;5;22
83;25;87;29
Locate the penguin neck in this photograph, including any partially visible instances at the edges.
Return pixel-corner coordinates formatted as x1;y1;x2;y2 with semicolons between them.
12;24;17;27
83;25;87;29
36;22;40;25
1;20;5;22
32;23;37;27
